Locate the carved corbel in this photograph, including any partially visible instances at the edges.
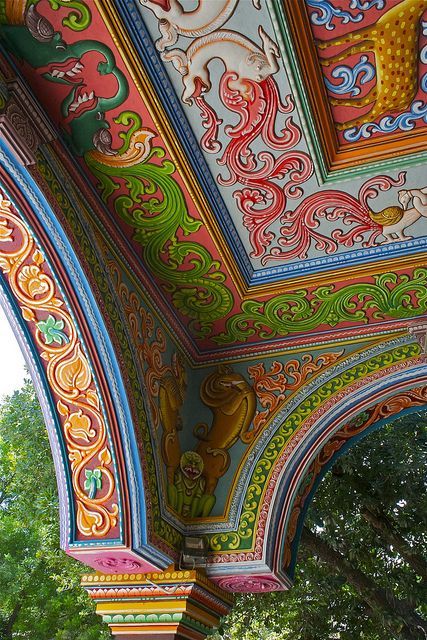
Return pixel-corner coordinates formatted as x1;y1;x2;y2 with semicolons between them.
0;75;56;166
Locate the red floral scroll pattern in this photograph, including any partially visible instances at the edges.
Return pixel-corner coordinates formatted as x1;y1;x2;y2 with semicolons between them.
265;172;408;263
196;73;313;258
248;350;344;431
0;193;119;538
108;261;179;429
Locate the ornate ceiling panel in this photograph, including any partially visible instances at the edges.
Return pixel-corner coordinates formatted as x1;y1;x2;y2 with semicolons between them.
1;0;427;594
1;0;426;358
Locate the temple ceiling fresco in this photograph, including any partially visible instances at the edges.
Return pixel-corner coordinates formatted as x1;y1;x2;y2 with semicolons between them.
0;0;426;359
0;0;427;595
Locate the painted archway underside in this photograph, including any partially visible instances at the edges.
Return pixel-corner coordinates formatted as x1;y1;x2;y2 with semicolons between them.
0;0;426;592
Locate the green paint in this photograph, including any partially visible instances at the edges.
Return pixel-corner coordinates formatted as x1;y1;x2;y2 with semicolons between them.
47;0;91;31
85;111;233;336
1;25;128;155
36;150;182;550
102;612;210;633
84;468;102;499
103;613;183;624
37;315;68;345
209;342;420;551
213;270;427;344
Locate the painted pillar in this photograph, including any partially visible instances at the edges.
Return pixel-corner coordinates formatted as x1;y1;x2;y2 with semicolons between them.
82;569;234;639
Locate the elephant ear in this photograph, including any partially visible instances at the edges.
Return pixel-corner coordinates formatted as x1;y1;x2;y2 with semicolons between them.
93;128;117;156
217;364;232;374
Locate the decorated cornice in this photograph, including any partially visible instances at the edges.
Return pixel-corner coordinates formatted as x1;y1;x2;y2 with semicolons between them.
0;74;56;165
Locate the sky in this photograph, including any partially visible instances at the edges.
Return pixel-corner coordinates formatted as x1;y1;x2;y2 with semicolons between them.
0;305;27;399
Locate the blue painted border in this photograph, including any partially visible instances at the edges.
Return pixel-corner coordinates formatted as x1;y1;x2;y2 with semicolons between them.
0;142;171;566
116;1;427;286
251;237;427;284
288;403;427;578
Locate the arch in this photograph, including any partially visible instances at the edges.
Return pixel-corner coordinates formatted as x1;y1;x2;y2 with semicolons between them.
282;400;427;580
206;338;427;590
0;137;171;572
269;368;427;581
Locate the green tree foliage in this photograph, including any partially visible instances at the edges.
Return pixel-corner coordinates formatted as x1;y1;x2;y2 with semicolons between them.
0;380;425;639
0;380;111;639
214;411;426;640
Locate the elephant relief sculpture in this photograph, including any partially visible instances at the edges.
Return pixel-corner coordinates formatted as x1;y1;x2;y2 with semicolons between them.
1;4;129;156
158;363;257;518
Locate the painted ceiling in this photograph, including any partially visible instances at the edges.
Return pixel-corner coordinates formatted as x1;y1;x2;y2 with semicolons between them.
0;0;426;593
1;0;426;359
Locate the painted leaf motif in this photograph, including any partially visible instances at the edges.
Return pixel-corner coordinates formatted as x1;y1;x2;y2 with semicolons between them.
55;345;92;392
98;447;111;465
57;400;70;417
0;256;12;272
21;306;36;322
18;265;50;298
84;468;103;495
85;389;100;409
37;315;68;345
32;249;44;265
0;219;12;242
66;410;95;442
76;500;103;536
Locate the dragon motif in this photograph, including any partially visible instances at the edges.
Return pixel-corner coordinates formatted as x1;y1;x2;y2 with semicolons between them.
163;26;280;104
161;27;313;258
140;0;260;52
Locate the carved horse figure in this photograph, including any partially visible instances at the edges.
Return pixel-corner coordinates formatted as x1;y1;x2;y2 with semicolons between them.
317;0;427;129
163;26;280;104
140;0;260;51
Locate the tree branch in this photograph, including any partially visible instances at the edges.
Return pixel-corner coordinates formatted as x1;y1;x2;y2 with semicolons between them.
332;466;427;579
361;506;427;581
301;526;427;640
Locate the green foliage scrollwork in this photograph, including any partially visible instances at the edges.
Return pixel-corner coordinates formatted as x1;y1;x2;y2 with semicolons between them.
209;343;420;551
35;150;182;550
46;0;91;31
213;270;427;344
85;111;233;337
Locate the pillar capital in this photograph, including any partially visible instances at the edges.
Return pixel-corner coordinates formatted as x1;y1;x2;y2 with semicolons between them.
82;568;234;639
